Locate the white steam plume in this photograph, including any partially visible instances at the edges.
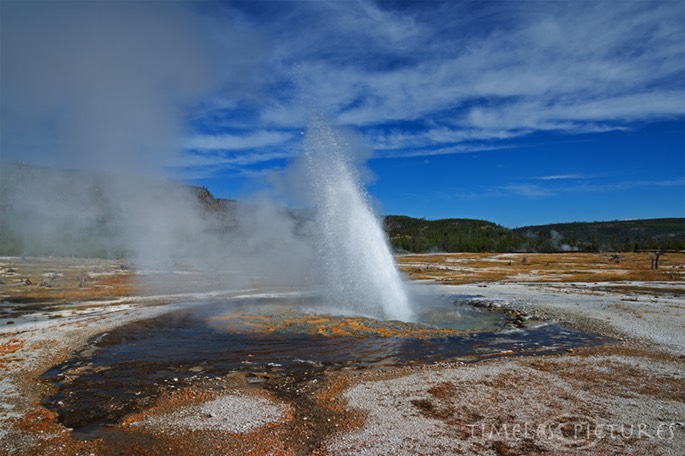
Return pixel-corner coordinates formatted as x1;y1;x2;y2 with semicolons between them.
0;1;412;321
1;1;224;266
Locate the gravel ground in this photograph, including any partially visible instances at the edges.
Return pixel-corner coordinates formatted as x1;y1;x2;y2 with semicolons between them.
322;280;685;455
325;354;685;455
141;394;286;433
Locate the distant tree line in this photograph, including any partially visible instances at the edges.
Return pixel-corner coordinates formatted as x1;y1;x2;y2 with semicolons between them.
384;216;685;253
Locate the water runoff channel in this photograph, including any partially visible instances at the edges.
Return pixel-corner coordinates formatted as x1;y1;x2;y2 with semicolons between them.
41;284;609;439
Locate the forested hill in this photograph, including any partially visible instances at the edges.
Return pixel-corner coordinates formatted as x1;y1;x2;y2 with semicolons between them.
383;216;685;253
383;216;520;253
512;218;685;252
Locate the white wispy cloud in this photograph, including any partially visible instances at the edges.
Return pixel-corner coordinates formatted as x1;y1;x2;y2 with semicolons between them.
184;131;293;151
180;150;292;168
373;142;509;159
536;174;586;181
562;177;685;193
365;126;524;152
169;148;295;181
175;129;297;176
183;0;685;169
446;175;685;202
503;176;685;198
500;184;553;198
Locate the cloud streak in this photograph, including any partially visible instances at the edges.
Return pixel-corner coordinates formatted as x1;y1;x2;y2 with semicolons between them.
184;131;293;151
504;177;685;199
186;0;684;170
536;174;586;181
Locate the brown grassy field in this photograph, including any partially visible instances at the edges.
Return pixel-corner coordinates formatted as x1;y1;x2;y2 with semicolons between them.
2;252;683;306
397;251;685;285
0;257;134;306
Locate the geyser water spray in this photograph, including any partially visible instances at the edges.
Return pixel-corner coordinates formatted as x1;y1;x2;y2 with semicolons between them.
300;114;413;321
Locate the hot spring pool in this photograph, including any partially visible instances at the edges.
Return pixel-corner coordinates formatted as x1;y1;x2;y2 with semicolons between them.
41;289;608;437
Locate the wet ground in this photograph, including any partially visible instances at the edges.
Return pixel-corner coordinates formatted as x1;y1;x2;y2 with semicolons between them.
40;294;607;441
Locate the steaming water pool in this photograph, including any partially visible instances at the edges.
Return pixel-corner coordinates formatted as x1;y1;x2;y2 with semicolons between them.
41;290;608;437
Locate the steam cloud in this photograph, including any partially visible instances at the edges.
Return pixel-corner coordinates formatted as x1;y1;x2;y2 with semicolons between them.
1;1;408;319
0;2;308;280
1;1;217;170
1;1;218;261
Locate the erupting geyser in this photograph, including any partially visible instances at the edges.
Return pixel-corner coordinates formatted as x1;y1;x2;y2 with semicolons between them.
301;114;413;321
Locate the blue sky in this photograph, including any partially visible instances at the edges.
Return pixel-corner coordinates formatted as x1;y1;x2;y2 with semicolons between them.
182;0;685;227
2;0;684;228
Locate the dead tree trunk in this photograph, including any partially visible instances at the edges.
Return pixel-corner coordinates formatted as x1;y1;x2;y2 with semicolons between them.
654;250;663;270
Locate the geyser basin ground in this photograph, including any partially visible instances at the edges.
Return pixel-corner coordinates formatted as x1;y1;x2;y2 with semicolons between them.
40;291;607;438
2;254;684;455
